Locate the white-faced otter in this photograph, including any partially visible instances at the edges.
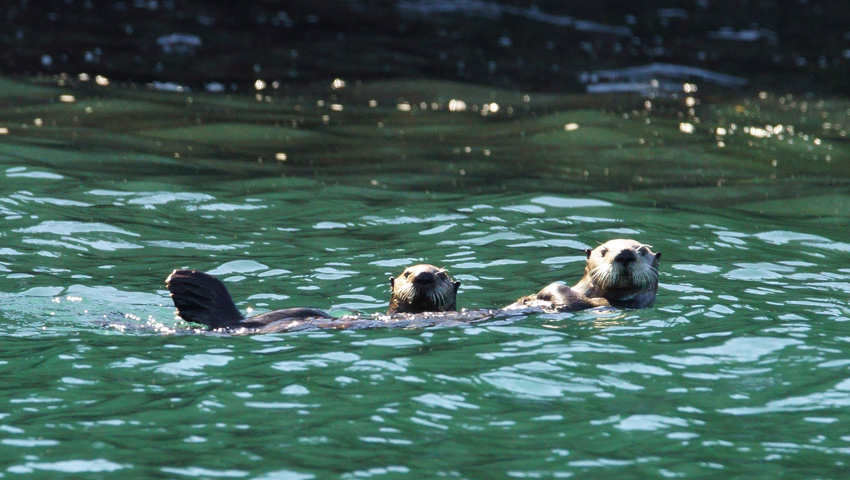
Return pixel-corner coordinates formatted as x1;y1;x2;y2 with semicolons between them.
387;264;461;314
507;239;661;311
166;264;460;331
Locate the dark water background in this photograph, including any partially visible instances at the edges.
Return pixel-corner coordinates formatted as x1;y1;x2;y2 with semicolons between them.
5;0;850;93
2;1;850;479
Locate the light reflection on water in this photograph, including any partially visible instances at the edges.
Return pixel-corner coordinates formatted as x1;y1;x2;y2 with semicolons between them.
1;83;850;478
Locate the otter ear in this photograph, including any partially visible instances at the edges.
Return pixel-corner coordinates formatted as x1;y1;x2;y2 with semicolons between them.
584;248;592;259
389;276;395;291
453;281;461;293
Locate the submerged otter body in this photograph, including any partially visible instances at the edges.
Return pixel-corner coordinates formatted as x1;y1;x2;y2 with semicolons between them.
508;239;661;312
166;264;461;332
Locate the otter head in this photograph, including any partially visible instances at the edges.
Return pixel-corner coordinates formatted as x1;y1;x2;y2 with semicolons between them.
581;239;661;308
387;264;460;314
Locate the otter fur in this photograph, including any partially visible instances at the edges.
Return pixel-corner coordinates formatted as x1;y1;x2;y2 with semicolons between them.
508;239;661;311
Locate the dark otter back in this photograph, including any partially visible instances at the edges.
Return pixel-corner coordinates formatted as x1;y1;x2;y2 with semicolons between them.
241;308;333;328
166;269;245;328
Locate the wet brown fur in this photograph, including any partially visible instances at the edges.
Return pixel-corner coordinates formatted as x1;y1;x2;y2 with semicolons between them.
387;264;461;314
508;239;661;311
167;264;461;331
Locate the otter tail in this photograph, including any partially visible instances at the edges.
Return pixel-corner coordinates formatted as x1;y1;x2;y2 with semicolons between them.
166;269;245;328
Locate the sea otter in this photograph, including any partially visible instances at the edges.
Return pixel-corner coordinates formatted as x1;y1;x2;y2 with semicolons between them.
507;239;661;311
166;264;460;331
387;264;461;314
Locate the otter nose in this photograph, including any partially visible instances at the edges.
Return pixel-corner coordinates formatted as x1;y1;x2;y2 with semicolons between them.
613;249;637;265
412;271;437;286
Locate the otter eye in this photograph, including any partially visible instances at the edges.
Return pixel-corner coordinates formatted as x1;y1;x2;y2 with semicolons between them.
599;248;608;256
437;272;448;279
638;247;648;256
402;270;410;277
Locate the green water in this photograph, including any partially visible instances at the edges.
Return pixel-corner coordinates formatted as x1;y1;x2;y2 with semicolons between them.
2;77;850;478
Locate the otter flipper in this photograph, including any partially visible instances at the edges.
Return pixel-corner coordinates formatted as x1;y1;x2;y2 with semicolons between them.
166;269;245;328
166;269;334;331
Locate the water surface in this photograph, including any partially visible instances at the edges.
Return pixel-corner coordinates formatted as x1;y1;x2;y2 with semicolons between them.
1;77;850;478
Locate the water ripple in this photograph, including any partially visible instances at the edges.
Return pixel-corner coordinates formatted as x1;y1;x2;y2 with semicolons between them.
2;438;60;447
531;196;614;208
10;192;91;207
479;370;601;397
156;354;234;376
412;393;479;410
362;213;467;225
597;362;673;376
88;190;215;205
9;459;128;474
721;378;850;415
188;203;267;212
6;167;64;180
15;221;138;236
657;337;803;365
253;470;316;480
208;260;269;275
160;466;247;478
613;414;692;431
439;232;533;246
147;240;243;251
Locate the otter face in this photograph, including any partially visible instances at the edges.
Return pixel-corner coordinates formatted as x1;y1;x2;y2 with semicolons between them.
388;264;460;314
584;239;661;291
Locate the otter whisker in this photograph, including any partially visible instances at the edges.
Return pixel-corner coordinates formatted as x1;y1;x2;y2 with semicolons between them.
434;291;445;309
591;264;614;289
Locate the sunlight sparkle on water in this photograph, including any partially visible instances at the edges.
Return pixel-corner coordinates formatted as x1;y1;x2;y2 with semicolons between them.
480;103;499;116
448;99;467;112
745;124;784;139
